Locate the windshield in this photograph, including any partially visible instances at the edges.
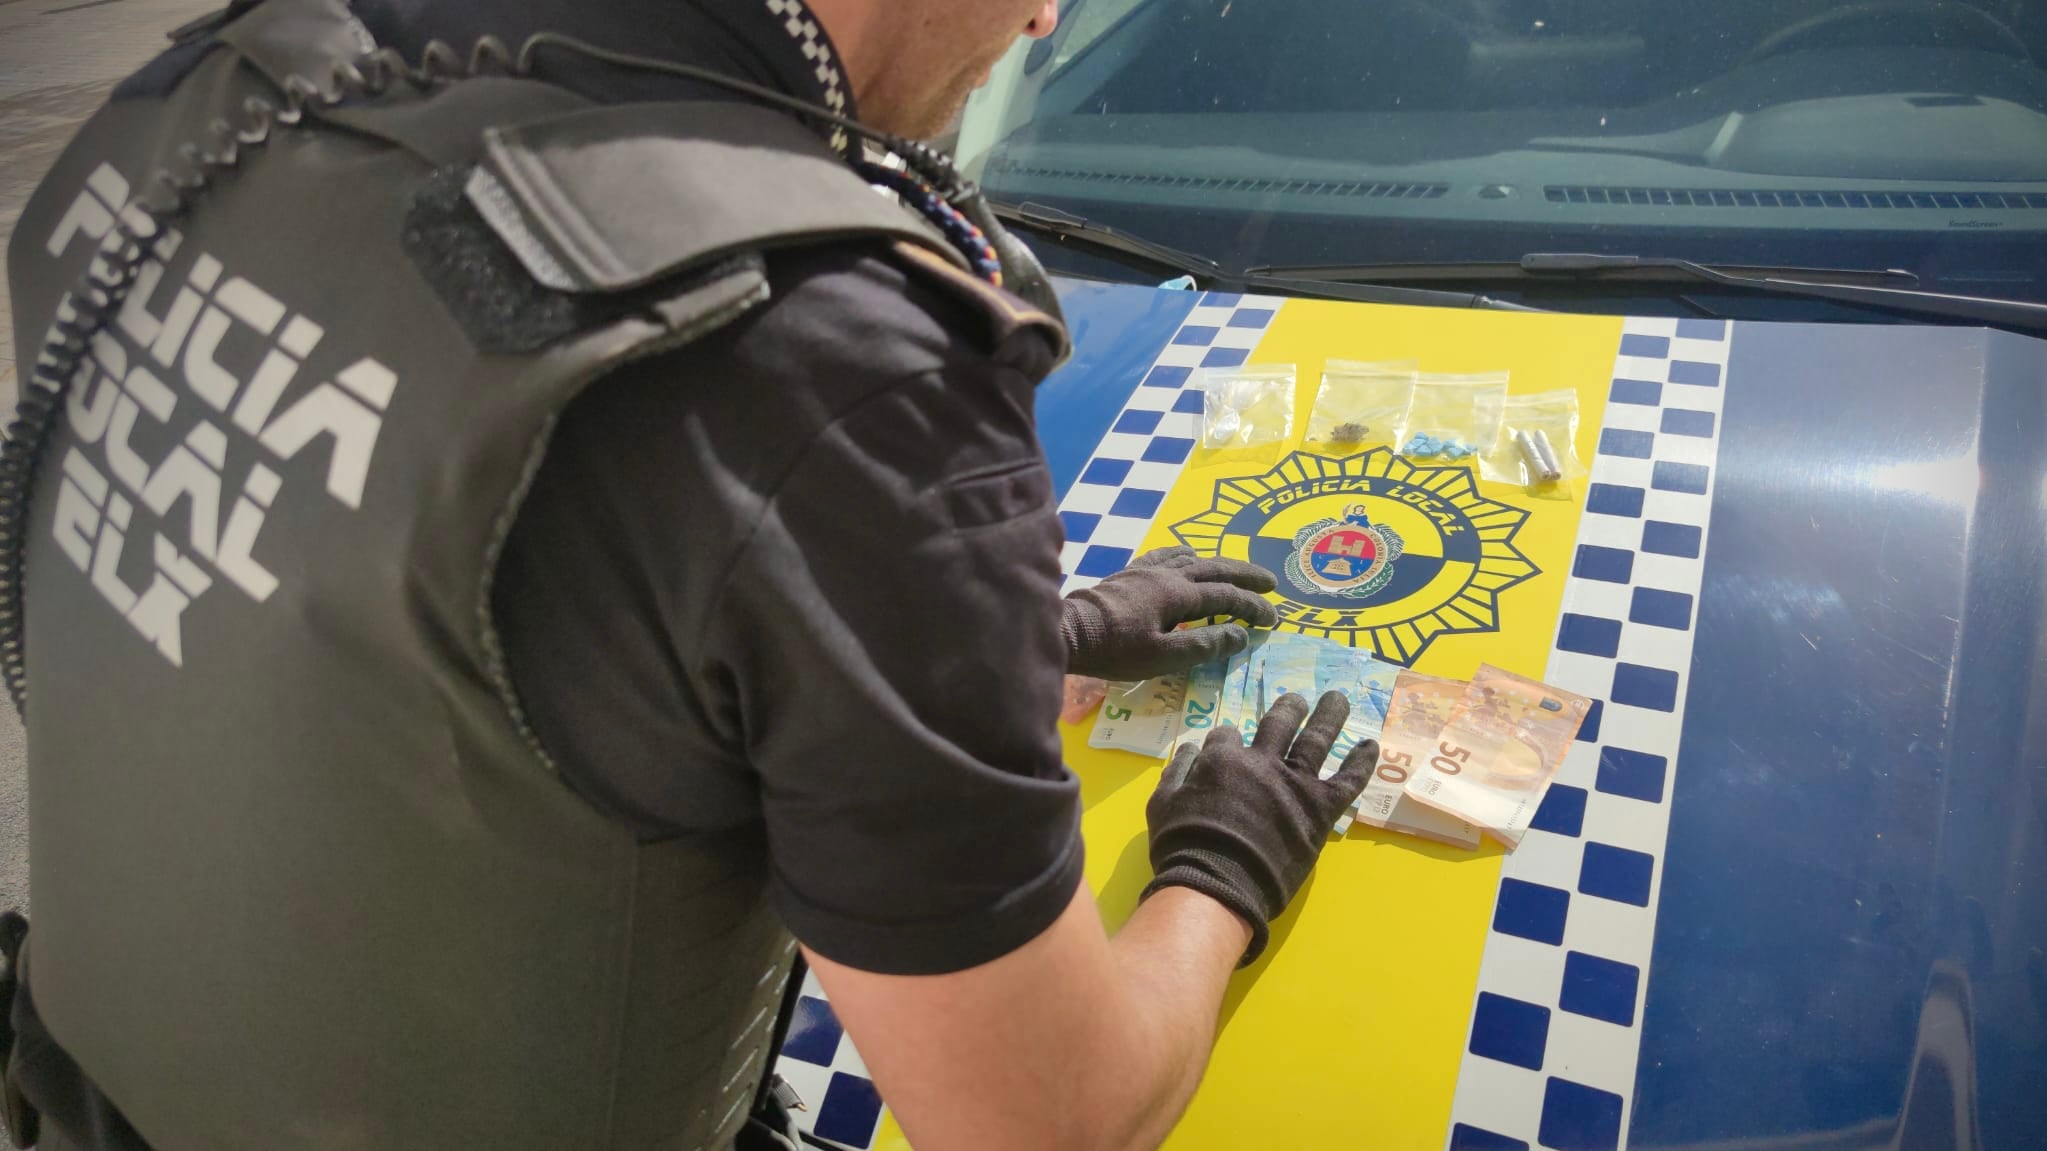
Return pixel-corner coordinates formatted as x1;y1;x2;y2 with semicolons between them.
958;0;2047;310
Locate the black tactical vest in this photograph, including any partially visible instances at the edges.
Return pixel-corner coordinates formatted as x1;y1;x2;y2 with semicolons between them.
0;1;990;1146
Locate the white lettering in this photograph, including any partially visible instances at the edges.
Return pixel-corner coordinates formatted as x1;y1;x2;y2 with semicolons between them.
149;252;219;368
215;487;279;602
182;278;286;412
126;535;212;666
259;383;382;509
336;358;396;411
53;480;100;572
62;448;110;507
90;330;127;382
215;278;284;334
40;166;405;667
140;445;222;561
185;422;227;469
86;165;130;213
53;448;104;569
103;395;151;493
277;315;322;359
114;230;186;349
66;361;118;446
244;463;281;508
103;365;179;494
231;345;307;436
54;450;111;571
182;308;242;410
43;165;125;258
229;319;326;436
124;363;178;421
89;493;140;615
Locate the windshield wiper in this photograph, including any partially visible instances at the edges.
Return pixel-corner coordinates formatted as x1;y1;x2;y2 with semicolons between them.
997;201;1223;280
989;201;1540;312
1251;252;2047;334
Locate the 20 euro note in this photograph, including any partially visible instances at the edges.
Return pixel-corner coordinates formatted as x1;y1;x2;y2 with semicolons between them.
1239;631;1349;740
1185;632;1361;833
1369;670;1485;849
1088;674;1188;757
1168;655;1230;755
1299;641;1398;836
1256;634;1358;832
1217;630;1271;739
1257;633;1321;715
1176;631;1309;757
1402;664;1591;847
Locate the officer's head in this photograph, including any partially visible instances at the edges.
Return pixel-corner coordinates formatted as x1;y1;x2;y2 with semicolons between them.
808;0;1060;139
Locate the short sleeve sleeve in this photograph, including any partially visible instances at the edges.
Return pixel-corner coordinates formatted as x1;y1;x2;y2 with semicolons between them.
705;359;1084;976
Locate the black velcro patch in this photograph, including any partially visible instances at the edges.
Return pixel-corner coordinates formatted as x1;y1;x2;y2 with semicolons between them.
401;166;762;355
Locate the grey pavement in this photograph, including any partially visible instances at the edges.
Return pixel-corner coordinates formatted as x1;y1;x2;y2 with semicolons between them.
0;0;219;915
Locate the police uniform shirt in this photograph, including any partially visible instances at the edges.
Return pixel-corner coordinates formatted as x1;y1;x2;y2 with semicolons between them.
355;0;1087;977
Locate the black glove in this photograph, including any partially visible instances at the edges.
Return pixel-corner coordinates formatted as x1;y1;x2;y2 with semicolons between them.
1141;692;1376;966
1061;547;1278;681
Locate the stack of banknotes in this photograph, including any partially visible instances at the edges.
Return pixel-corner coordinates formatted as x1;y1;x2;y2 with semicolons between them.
1088;633;1591;848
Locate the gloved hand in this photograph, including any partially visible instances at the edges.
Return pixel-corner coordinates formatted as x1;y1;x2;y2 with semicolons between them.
1141;692;1376;965
1060;547;1278;681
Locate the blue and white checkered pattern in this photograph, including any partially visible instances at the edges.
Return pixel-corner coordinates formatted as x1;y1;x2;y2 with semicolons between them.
763;0;852;155
1056;293;1283;590
773;968;885;1149
779;313;1731;1151
1446;317;1733;1151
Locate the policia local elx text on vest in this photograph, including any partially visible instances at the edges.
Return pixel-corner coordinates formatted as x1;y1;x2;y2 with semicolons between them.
0;0;1063;1146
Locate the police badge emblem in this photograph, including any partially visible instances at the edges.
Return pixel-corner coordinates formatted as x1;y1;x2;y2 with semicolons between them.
1171;449;1539;663
1286;506;1404;599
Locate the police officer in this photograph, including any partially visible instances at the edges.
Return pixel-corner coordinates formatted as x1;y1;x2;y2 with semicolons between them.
0;0;1376;1148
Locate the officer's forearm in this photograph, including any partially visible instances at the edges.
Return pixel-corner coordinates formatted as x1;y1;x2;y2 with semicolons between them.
803;886;1252;1151
1098;886;1254;1151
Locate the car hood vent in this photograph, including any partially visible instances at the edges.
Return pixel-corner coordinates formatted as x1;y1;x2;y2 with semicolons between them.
1546;185;2047;210
988;159;1449;200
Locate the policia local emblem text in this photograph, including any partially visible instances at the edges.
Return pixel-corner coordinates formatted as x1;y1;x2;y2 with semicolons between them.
1171;450;1538;665
38;164;399;667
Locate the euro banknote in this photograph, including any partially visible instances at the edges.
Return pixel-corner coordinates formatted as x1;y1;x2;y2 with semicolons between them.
1402;664;1591;847
1366;670;1485;849
1169;654;1230;755
1088;673;1188;757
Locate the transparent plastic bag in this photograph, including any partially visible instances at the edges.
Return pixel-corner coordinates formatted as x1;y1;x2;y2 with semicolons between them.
1478;389;1585;496
1396;371;1510;461
1302;359;1417;451
1061;675;1110;726
1200;364;1296;450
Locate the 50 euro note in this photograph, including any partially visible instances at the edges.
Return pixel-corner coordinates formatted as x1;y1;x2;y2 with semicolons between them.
1402;664;1591;847
1370;670;1486;849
